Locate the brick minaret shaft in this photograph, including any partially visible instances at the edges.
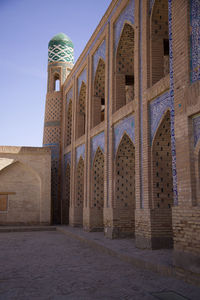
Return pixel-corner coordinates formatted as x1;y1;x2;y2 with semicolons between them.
43;33;74;224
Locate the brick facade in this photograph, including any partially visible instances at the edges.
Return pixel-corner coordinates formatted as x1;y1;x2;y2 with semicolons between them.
43;0;200;275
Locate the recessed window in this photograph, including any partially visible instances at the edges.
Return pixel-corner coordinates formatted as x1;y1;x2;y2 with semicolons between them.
55;79;60;91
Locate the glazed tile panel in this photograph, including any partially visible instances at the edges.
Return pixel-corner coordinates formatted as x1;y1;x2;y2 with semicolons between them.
168;0;178;205
48;41;74;63
149;0;155;15
64;152;71;168
190;0;200;83
93;40;106;77
114;0;135;52
66;88;73;104
149;91;177;205
139;0;143;206
114;115;135;155
149;92;172;144
76;144;85;164
91;132;105;163
193;114;200;147
78;68;87;95
43;143;60;160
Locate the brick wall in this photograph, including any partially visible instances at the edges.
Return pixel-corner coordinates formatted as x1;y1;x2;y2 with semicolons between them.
51;0;200;270
0;147;51;225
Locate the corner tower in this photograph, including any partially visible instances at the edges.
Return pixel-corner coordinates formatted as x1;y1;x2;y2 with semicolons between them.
43;33;74;224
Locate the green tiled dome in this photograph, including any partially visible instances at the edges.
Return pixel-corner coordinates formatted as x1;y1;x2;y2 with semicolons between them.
48;33;74;63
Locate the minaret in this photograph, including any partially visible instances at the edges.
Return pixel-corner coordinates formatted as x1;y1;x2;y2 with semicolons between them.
43;33;74;224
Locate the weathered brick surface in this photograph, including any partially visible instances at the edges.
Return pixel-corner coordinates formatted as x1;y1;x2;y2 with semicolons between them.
42;0;200;276
0;147;51;225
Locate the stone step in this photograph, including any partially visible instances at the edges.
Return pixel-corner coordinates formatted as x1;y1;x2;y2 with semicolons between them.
0;226;56;233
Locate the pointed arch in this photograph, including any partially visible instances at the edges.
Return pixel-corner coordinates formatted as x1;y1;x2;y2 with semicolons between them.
66;99;72;147
0;161;41;183
92;58;105;127
114;132;135;237
75;156;84;226
115;22;134;112
91;147;104;231
151;108;171;146
151;110;173;248
94;58;105;98
0;161;41;223
115;129;134;157
152;110;173;208
150;0;169;85
77;81;86;138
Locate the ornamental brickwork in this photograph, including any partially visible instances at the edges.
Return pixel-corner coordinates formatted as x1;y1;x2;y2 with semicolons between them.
43;0;200;277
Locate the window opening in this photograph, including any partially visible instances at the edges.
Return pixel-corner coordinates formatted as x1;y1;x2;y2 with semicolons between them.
55;79;60;91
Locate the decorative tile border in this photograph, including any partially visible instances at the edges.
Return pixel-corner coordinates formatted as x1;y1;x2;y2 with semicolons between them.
78;68;87;95
139;0;143;207
91;132;105;163
168;0;178;205
76;144;85;164
190;0;200;83
149;0;155;15
114;115;135;155
114;0;135;52
44;121;60;127
93;40;106;77
192;114;200;147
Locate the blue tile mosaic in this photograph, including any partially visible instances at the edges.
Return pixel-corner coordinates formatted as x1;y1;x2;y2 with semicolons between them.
149;92;172;143
91;132;105;163
66;88;73;104
139;0;143;207
168;0;178;205
93;39;106;77
76;144;85;164
149;0;155;15
44;121;60;127
43;143;60;160
78;68;87;95
64;152;71;169
190;0;200;83
114;115;135;155
193;114;200;147
114;0;135;52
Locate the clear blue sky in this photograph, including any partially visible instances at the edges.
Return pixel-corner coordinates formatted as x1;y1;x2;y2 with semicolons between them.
0;0;111;147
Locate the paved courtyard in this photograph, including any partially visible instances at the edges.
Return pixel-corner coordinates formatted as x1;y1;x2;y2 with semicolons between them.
0;231;199;300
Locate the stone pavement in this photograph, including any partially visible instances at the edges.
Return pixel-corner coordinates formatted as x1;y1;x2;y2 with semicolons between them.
0;230;200;300
56;226;200;285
